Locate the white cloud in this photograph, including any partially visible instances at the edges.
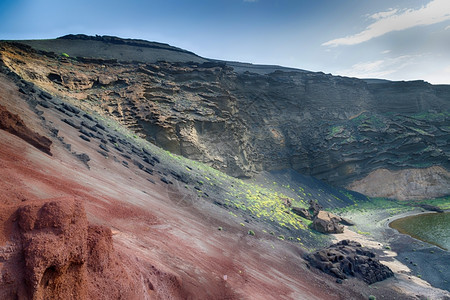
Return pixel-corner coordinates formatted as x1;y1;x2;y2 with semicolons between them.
445;25;450;30
243;0;258;2
337;55;420;79
381;50;391;54
323;0;450;47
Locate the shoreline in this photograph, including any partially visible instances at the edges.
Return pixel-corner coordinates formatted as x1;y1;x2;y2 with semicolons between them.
332;207;450;298
386;210;449;251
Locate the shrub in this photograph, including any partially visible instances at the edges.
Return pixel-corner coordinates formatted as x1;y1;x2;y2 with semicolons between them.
368;296;376;300
248;230;255;236
61;52;70;58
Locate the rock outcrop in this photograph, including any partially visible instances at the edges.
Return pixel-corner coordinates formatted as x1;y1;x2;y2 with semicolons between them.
306;240;394;284
0;104;52;155
0;198;146;300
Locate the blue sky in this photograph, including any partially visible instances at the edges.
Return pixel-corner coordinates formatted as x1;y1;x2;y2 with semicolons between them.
1;0;450;84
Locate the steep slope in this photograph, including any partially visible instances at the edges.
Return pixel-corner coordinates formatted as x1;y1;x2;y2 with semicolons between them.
1;38;449;299
0;60;411;300
1;35;449;200
1;36;449;200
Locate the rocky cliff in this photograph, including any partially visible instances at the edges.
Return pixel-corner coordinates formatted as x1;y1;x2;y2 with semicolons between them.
1;35;449;199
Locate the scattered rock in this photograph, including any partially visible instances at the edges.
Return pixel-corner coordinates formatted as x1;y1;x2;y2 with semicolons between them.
79;134;91;142
83;113;94;121
97;150;108;157
99;143;109;152
81;121;98;132
56;106;74;117
121;153;131;160
80;127;93;137
75;153;91;167
160;177;173;184
144;156;155;166
38;101;50;108
62;103;80;114
95;123;106;131
292;207;312;219
39;91;52;100
133;160;144;170
309;200;322;218
144;168;153;175
61;118;81;129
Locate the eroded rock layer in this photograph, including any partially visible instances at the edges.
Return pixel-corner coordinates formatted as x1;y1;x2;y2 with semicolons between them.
1;36;449;197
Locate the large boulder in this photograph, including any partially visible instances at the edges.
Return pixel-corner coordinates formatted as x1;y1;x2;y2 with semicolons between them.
306;240;394;284
312;211;344;234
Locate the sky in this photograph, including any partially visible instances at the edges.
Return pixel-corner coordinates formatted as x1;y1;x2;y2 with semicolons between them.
1;0;450;84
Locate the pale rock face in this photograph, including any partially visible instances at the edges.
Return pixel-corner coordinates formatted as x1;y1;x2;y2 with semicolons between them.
347;166;450;200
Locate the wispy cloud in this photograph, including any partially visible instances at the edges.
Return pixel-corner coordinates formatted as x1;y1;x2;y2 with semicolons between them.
381;50;391;54
370;9;398;20
243;0;258;2
323;0;450;47
337;55;420;78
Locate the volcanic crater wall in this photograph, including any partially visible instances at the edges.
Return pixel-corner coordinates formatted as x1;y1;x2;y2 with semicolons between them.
1;38;449;196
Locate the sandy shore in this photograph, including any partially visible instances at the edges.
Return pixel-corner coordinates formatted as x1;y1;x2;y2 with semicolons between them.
332;208;450;299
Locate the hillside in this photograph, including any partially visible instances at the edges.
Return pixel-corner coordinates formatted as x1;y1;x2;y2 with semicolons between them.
2;35;449;201
0;35;449;299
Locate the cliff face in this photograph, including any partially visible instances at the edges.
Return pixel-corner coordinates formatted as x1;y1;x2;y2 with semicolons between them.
1;36;449;197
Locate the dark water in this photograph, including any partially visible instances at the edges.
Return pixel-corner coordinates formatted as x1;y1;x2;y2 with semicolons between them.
390;212;450;250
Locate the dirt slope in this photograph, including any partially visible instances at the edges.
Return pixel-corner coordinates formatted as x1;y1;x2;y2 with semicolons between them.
0;72;377;299
0;40;447;299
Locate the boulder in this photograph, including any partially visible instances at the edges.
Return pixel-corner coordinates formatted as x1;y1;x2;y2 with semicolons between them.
312;211;344;234
339;216;355;226
308;200;322;217
292;207;312;219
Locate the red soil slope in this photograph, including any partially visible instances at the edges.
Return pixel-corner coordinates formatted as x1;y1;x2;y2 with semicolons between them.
0;73;400;299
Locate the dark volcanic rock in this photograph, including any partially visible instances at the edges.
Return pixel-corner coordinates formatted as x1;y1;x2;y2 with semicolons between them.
306;240;394;284
291;207;311;219
309;200;322;218
417;204;444;213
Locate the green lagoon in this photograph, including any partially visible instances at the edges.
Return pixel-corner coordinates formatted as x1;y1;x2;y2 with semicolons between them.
390;212;449;251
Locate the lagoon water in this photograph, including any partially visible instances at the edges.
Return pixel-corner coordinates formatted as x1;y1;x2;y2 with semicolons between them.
389;212;449;250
